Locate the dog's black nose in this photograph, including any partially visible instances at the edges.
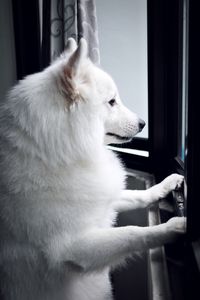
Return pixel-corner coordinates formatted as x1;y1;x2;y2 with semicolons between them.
139;119;146;131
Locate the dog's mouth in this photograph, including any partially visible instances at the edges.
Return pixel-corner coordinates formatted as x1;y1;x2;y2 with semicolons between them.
106;132;133;142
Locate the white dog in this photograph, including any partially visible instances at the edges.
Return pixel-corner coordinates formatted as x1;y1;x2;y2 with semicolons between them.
0;38;185;300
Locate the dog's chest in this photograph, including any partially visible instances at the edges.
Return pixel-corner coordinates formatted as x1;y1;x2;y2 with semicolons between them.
49;155;125;230
9;153;125;240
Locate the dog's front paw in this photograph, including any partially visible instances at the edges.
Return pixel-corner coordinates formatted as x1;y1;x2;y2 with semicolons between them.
166;216;186;235
162;174;184;191
157;174;184;199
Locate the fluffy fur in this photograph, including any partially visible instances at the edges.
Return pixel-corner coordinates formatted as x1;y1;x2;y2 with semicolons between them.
0;38;185;300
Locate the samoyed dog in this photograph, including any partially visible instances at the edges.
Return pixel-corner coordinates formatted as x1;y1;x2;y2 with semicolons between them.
0;38;185;300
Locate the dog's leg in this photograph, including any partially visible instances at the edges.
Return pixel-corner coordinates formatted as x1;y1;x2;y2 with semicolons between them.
55;217;185;272
114;174;184;212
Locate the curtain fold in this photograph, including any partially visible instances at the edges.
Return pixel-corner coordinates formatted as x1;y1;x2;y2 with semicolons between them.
42;0;100;65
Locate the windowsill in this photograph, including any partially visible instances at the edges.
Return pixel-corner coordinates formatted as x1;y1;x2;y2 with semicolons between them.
107;146;149;157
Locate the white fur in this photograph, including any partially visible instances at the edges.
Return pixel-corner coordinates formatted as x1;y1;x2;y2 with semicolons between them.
0;38;185;300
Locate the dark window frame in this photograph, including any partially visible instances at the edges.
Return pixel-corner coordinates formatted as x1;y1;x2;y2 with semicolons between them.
121;0;182;178
147;0;181;179
185;0;200;296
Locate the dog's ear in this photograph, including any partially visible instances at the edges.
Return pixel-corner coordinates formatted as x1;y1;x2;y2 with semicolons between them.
59;38;77;60
65;38;88;78
59;39;88;103
64;38;77;54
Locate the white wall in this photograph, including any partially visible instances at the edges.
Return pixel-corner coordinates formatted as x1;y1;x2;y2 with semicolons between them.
0;0;17;102
96;0;148;138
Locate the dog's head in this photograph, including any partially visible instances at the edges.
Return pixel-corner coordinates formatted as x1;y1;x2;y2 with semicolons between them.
3;38;145;166
54;38;145;145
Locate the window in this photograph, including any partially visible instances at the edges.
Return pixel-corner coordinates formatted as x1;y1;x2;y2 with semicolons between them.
101;0;199;297
98;1;199;298
147;1;200;298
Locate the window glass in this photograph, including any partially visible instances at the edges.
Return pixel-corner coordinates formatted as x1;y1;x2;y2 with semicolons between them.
96;0;148;138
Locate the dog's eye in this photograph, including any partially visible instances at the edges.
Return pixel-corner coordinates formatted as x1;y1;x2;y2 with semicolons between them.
108;99;116;107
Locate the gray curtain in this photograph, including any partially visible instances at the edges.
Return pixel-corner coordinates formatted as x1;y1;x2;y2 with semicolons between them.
50;0;100;65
